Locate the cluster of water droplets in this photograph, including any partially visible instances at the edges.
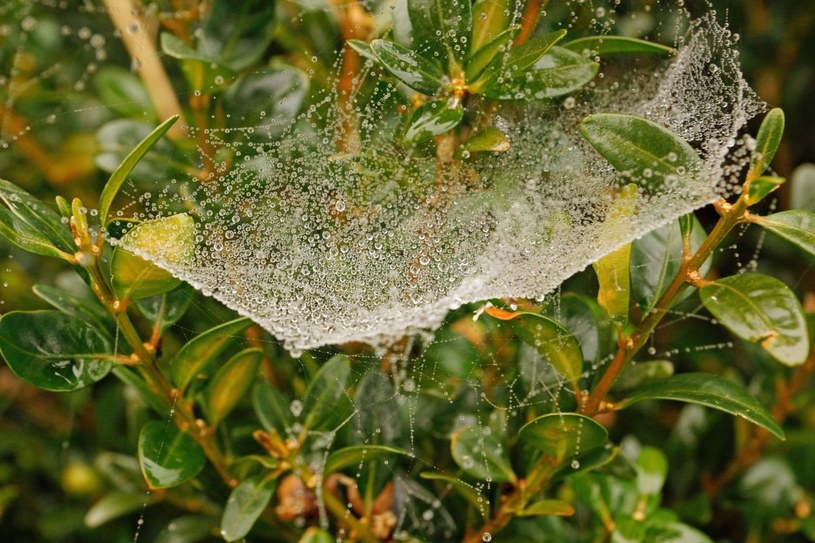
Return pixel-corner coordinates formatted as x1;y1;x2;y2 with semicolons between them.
116;13;763;355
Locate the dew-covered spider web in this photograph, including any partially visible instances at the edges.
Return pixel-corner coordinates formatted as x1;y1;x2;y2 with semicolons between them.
109;9;763;355
0;0;776;540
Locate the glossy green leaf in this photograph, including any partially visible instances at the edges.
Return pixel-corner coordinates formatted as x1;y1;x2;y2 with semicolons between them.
224;65;308;137
111;214;194;300
0;311;112;392
548;293;615;364
451;424;516;483
302;354;354;431
746;175;785;205
94;67;154;121
611;360;674;393
519;413;608;462
347;39;377;62
464;25;519;82
420;472;487;517
459;126;510;154
470;0;510;54
423;329;479;378
700;274;809;366
32;284;112;330
485;306;583;385
580;114;703;189
198;0;276;71
563;36;676;56
138;421;206;489
171;317;253;393
155;515;218;543
636;446;668;495
593;242;631;325
298;528;335;543
0;178;74;257
752;210;815;259
205;348;264;427
253;381;293;434
616;373;785;440
630;214;709;313
133;283;195;334
324;444;409;473
518;499;575;517
748;108;785;180
474;30;567;89
480;46;598;100
98;115;179;225
645;521;715;543
407;0;471;68
551;442;618;481
370;40;446;95
84;491;151;528
405;98;464;143
220;477;276;542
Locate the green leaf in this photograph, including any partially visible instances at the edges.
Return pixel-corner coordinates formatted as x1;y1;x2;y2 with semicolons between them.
220;477;276;542
485;306;583;385
405;98;464;143
133;283;195;334
474;30;567;90
370;39;446;95
111;214;194;301
563;36;676;56
459;126;510;154
519;413;608;463
253;381;293;434
155;515;218;543
616;373;785;440
298;527;335;543
611;360;674;393
198;0;276;71
746;175;785;205
479;45;598;100
171;317;253;393
580;114;703;189
645;521;714;543
451;424;516;483
700;274;809;366
424;329;480;378
630;214;709;313
547;293;615;365
419;472;487;517
0;311;112;392
593;242;631;325
752;210;815;259
94;67;154;121
518;499;575;517
464;25;519;82
204;348;264;427
302;354;354;431
97;116;179;224
324;445;410;473
347;39;377;62
790;163;815;211
0;179;74;257
407;0;472;69
636;446;668;496
138;421;206;489
84;491;151;528
470;0;510;54
32;284;112;331
224;65;308;137
748;108;785;180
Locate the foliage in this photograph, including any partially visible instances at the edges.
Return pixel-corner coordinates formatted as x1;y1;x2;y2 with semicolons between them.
0;1;814;543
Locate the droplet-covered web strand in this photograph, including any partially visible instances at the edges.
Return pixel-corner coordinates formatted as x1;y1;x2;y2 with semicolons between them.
116;15;762;354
